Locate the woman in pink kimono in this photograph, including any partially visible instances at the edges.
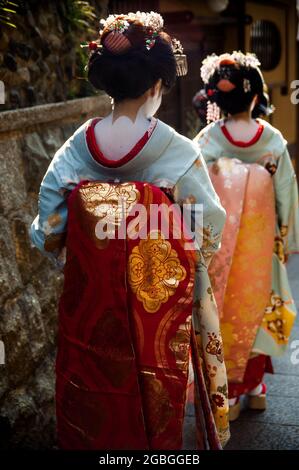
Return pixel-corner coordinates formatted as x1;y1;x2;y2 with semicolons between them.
194;52;299;421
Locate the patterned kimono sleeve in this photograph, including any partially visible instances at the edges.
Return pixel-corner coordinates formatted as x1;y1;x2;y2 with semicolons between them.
174;154;230;446
173;153;226;266
30;146;77;260
273;148;299;257
194;127;218;166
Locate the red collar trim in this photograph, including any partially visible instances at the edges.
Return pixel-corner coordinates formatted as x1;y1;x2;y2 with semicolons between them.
86;118;156;168
220;121;264;147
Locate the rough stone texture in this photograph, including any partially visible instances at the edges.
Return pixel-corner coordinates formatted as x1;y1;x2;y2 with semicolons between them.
0;95;111;449
0;1;109;111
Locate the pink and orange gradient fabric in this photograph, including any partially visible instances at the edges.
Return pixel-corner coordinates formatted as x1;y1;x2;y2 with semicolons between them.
208;158;275;383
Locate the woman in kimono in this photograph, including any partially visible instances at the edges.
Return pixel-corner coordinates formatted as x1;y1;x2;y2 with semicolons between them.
30;12;230;449
194;51;299;421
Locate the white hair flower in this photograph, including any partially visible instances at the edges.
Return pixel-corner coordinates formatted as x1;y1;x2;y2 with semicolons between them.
201;53;220;83
200;51;261;84
100;11;164;33
231;51;260;68
99;11;164;51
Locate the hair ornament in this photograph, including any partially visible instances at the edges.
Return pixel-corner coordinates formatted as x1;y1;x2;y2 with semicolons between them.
171;38;188;76
207;101;221;123
88;41;99;51
243;78;251;93
99;11;164;52
217;79;236;92
80;40;101;54
201;51;261;84
100;15;130;33
103;32;132;54
86;11;188;78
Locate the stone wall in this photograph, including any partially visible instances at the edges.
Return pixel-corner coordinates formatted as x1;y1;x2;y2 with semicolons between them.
0;0;108;110
0;94;111;449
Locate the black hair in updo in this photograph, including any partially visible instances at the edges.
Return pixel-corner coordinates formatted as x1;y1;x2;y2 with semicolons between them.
206;63;271;117
88;34;177;102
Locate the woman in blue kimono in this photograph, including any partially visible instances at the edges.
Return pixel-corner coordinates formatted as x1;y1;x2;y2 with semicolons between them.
30;12;230;449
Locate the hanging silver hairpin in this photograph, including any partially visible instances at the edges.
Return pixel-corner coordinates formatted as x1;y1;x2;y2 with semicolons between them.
243;78;251;93
172;38;188;76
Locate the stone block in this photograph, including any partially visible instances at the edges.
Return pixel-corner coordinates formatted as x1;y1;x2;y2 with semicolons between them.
0;297;33;391
0;215;22;302
0;285;47;390
0;140;27;216
22;131;52;193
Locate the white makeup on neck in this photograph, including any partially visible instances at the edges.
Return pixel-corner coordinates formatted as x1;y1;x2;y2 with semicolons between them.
93;85;161;161
141;86;162;119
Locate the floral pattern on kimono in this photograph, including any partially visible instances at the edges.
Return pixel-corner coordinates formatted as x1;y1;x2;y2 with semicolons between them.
31;117;230;447
174;160;230;444
196;118;299;363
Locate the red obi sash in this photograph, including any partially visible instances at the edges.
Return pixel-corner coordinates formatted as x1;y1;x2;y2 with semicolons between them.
56;181;198;450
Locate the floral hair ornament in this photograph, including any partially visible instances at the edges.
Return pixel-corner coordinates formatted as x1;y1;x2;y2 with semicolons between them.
80;12;164;55
99;11;164;54
81;11;188;77
200;51;261;84
200;51;261;123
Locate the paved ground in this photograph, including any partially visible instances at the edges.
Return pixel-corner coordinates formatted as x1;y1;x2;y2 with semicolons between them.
184;254;299;450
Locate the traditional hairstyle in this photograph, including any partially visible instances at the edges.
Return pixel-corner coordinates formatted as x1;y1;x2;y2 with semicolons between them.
197;51;274;123
82;12;187;102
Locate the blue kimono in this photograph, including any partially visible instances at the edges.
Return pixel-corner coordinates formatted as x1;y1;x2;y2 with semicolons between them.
31;117;230;445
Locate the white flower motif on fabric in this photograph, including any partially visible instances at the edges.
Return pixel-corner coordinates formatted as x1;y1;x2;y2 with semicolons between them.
228;215;237;224
224;179;232;189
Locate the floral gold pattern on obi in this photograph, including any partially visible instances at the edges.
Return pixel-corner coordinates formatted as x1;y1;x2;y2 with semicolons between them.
128;231;187;313
169;315;191;375
79;182;140;226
